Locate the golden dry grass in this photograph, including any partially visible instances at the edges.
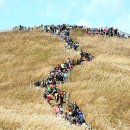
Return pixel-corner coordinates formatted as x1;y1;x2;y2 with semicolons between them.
62;30;130;130
0;30;130;130
0;31;79;130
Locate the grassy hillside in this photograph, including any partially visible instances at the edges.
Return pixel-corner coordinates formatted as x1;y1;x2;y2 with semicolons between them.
63;30;130;130
0;30;130;130
0;31;79;130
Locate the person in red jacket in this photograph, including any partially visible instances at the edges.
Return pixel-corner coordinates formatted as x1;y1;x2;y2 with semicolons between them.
47;94;53;105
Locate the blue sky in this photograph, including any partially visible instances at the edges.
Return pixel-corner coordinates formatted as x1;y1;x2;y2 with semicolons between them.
0;0;130;33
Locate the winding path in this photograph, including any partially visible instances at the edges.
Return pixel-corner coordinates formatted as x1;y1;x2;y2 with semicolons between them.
34;28;93;130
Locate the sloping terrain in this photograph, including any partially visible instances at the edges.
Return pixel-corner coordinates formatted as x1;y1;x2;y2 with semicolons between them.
0;30;130;130
0;31;80;130
63;29;130;130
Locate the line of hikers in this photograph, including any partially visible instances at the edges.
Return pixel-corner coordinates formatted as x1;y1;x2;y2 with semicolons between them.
33;24;92;129
85;27;130;38
44;24;81;51
45;24;94;62
12;24;130;38
34;58;90;127
35;58;76;105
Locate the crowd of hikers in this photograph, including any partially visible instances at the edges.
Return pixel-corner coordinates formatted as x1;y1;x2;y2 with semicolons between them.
5;23;128;129
43;24;130;38
85;27;130;38
34;57;91;128
44;24;81;50
33;24;92;129
12;24;130;38
12;24;44;31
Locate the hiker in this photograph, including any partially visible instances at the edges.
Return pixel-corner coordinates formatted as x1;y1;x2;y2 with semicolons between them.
58;73;64;84
52;86;58;96
68;63;73;70
70;116;78;125
67;58;71;64
41;80;45;87
45;79;50;87
73;43;77;50
59;91;64;106
52;78;56;85
47;94;53;105
63;72;68;81
63;91;66;99
71;59;77;66
59;105;64;118
34;80;40;87
77;57;84;65
47;86;52;94
77;110;85;125
54;92;59;103
43;92;48;100
48;77;52;85
64;112;68;121
80;50;85;58
60;63;65;71
85;53;93;61
49;84;54;91
71;102;79;114
73;42;79;50
70;116;77;125
54;105;60;117
67;107;73;122
19;25;23;31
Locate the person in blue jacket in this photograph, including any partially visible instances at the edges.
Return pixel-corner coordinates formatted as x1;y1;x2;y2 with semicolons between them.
77;110;85;125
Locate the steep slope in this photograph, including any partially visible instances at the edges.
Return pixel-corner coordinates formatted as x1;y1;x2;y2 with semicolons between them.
62;29;130;130
0;31;80;130
0;30;130;130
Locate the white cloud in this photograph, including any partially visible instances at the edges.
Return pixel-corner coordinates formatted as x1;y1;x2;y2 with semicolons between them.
0;0;18;9
76;0;130;32
0;0;4;8
83;0;125;17
114;15;130;33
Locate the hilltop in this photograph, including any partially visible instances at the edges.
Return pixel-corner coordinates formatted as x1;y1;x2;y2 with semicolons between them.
0;30;130;130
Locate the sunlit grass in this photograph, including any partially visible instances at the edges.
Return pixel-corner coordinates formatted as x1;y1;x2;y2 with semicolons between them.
0;30;130;130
